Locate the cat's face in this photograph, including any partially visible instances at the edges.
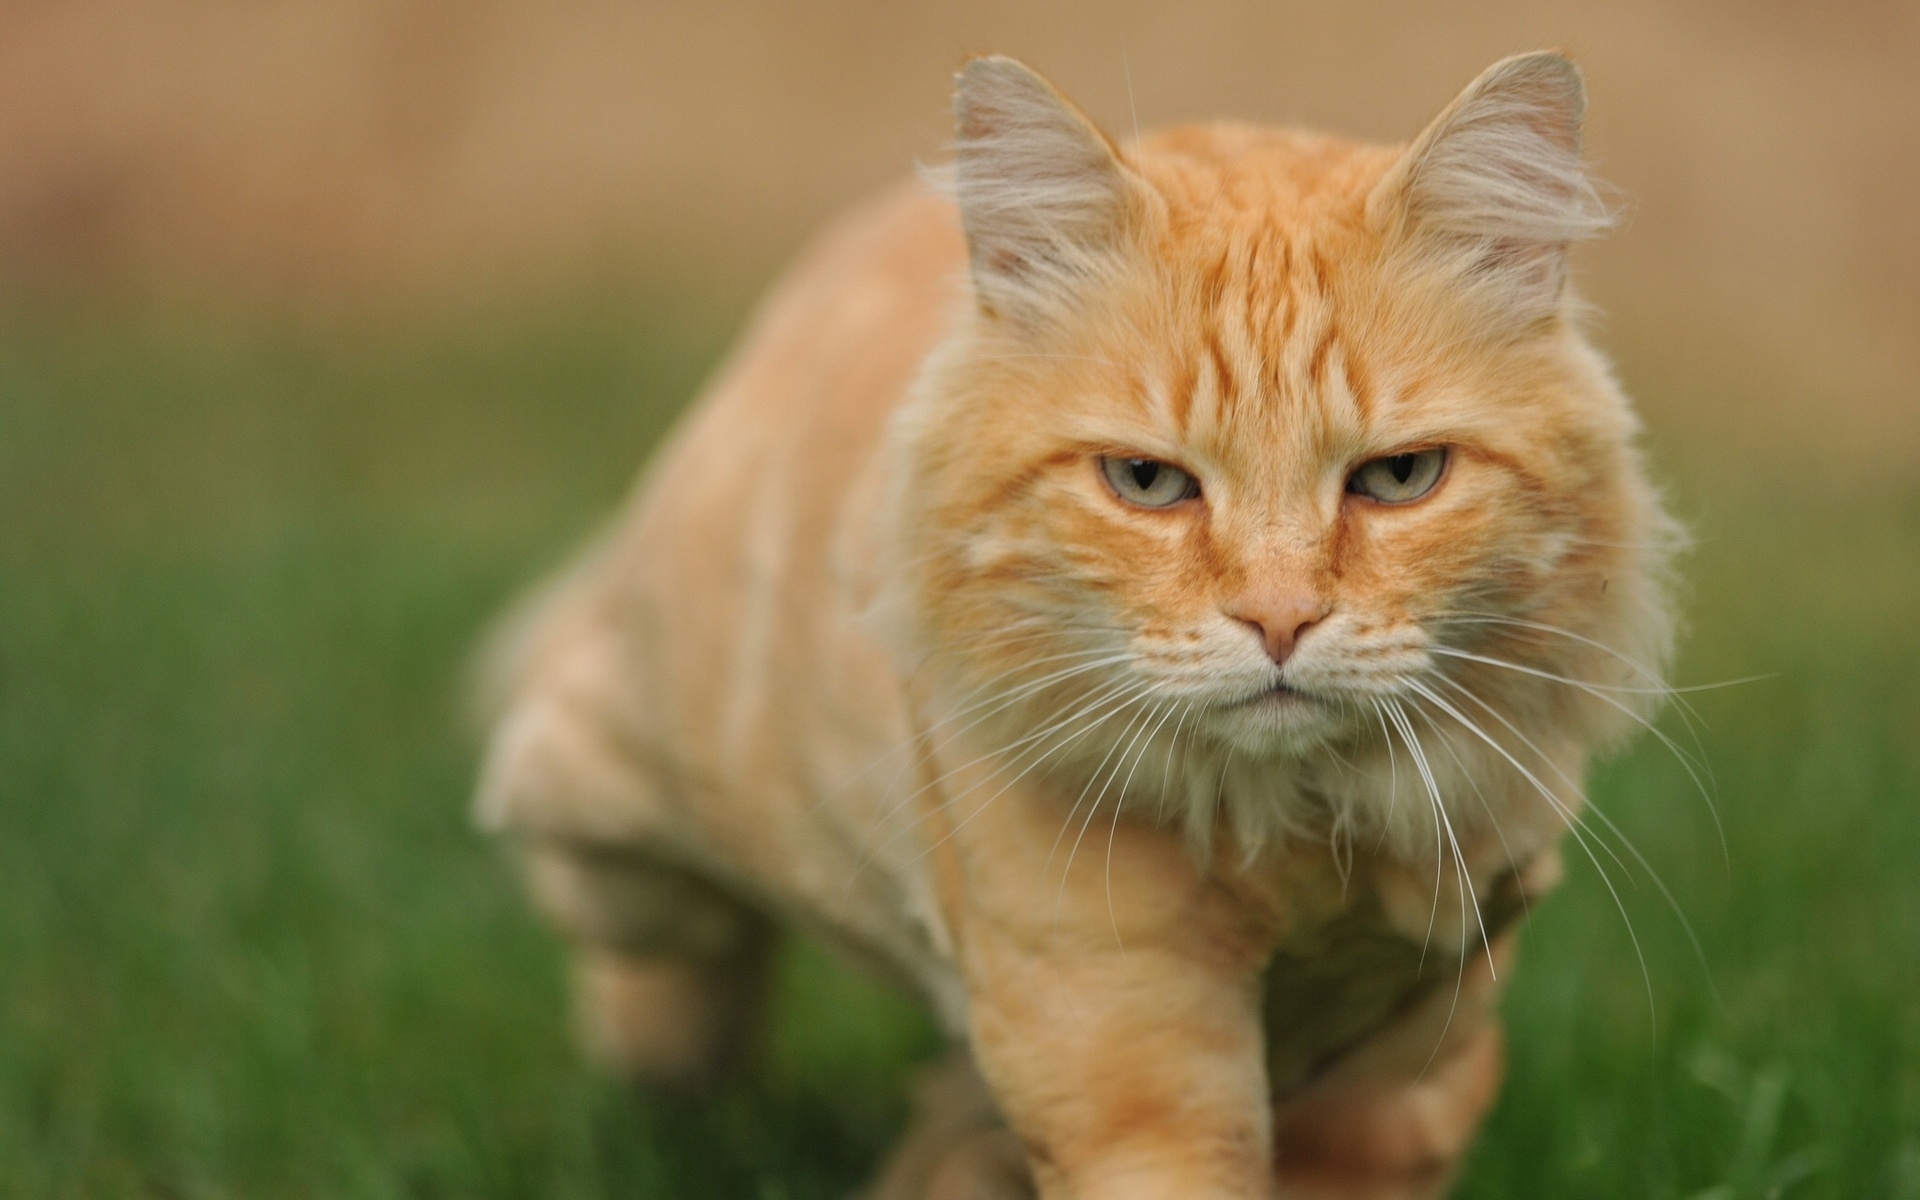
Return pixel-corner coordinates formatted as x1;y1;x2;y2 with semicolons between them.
888;56;1672;835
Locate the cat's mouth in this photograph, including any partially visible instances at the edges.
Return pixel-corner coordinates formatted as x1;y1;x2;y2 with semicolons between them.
1241;682;1311;707
1215;680;1344;750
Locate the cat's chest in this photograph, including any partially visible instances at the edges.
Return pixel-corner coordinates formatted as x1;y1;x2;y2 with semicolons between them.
1258;862;1530;1096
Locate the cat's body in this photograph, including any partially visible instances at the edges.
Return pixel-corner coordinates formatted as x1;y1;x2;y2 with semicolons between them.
478;54;1674;1199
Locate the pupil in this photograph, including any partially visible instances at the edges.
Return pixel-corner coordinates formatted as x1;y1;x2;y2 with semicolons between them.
1130;460;1159;489
1389;454;1415;484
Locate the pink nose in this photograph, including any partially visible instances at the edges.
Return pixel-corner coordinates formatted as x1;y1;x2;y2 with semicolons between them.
1228;593;1329;667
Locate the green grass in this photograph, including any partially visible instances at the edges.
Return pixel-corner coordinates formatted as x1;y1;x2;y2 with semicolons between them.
0;296;1914;1198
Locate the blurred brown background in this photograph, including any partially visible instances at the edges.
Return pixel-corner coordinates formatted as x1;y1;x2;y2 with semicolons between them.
3;0;1916;461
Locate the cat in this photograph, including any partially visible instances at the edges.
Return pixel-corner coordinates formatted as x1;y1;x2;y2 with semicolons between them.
475;50;1677;1200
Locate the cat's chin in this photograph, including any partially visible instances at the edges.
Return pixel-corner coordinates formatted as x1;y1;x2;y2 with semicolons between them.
1209;686;1348;757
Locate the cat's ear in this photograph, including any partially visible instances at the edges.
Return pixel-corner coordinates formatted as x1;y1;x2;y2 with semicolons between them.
1367;52;1611;326
951;56;1142;324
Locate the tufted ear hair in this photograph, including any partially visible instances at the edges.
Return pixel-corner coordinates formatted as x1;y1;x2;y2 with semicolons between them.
951;56;1143;325
1368;52;1613;327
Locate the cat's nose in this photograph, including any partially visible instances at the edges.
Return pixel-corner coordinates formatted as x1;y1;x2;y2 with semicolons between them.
1228;593;1329;667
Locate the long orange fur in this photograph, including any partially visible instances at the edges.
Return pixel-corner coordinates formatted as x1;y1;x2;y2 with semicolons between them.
477;51;1677;1200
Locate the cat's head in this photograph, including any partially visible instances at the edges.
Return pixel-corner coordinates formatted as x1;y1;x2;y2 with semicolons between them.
883;53;1678;851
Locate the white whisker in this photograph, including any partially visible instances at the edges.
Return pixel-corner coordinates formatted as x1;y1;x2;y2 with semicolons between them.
1368;698;1402;853
815;640;1128;824
1398;675;1658;1032
1430;644;1728;866
1383;696;1480;1079
852;677;1151;890
1044;693;1162;888
857;654;1137;835
1426;673;1720;1008
897;679;1164;872
1053;696;1172;935
1101;699;1186;949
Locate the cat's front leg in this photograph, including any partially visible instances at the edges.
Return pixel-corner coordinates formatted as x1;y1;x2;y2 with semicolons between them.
929;782;1282;1200
1269;935;1511;1199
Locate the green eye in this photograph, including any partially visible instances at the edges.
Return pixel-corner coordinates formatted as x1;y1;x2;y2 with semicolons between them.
1101;456;1199;508
1347;447;1448;504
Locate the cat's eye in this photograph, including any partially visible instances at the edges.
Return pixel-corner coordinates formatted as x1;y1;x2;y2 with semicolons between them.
1347;447;1448;504
1100;456;1199;509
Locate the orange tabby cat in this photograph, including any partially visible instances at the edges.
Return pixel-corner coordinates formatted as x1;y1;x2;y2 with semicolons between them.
476;51;1676;1199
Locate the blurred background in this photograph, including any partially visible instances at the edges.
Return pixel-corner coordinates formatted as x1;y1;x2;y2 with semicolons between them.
1;2;1915;1197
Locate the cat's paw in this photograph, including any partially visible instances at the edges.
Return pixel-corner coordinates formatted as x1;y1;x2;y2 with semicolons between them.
1271;1023;1504;1199
861;1054;1035;1200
